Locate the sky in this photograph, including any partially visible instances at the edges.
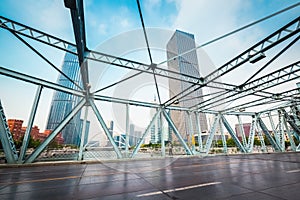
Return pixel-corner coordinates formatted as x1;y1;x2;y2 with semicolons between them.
0;0;300;140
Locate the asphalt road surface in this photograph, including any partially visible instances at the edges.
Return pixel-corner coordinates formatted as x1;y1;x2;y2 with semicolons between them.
1;152;300;199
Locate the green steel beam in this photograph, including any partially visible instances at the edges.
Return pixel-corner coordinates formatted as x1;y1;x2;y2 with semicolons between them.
0;100;18;163
18;85;43;163
221;115;247;153
89;99;122;159
131;109;160;158
162;109;193;155
25;98;86;163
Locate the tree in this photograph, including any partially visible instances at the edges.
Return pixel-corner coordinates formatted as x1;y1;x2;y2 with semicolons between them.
263;135;271;145
14;136;41;149
226;138;236;147
28;138;41;148
216;140;223;147
254;137;261;146
48;140;58;149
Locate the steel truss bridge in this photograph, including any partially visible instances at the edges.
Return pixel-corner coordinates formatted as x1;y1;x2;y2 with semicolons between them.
0;0;300;164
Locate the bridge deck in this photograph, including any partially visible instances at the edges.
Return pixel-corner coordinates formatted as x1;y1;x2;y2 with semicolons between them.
1;153;300;199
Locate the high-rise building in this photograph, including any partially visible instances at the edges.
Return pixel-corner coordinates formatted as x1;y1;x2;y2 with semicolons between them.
7;119;24;141
107;120;114;138
46;45;84;146
167;30;208;138
150;122;156;144
235;123;251;138
150;95;160;144
129;124;136;146
149;95;172;144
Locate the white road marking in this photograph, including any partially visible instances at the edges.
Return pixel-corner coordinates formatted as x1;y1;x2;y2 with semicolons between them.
137;182;222;197
286;169;300;173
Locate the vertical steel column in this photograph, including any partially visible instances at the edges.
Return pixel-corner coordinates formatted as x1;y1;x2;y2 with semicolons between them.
160;111;165;157
204;114;220;154
247;116;256;153
78;105;88;160
25;98;86;163
221;115;247;153
278;110;286;151
0;100;18;163
237;115;247;147
162;109;192;155
187;111;195;152
268;112;282;150
131;109;160;158
18;85;43;163
219;119;227;153
89;99;122;159
125;104;130;157
195;112;203;152
283;114;296;151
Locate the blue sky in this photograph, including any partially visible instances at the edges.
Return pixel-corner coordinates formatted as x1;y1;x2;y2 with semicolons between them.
0;0;299;135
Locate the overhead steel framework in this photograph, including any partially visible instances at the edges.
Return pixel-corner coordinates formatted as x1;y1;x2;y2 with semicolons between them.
0;0;300;164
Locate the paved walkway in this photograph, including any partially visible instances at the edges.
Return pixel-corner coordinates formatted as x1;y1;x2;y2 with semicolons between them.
1;153;300;199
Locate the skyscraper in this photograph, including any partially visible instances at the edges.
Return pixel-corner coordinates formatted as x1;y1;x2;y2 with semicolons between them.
150;95;160;144
167;30;208;138
46;45;84;146
107;120;114;138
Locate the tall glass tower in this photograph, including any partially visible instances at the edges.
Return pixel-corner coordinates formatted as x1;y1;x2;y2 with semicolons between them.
46;46;83;146
167;30;208;138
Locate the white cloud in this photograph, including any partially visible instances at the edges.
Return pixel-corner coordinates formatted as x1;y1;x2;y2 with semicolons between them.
144;0;162;12
120;18;130;28
173;0;245;40
171;0;263;73
98;23;108;35
19;0;72;40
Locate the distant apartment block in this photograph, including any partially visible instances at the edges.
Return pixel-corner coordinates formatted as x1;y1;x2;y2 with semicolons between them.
7;119;64;144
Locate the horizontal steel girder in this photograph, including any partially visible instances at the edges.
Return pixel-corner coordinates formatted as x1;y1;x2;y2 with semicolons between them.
0;65;84;97
0;16;206;88
177;18;300;110
203;16;300;86
223;88;300;113
197;61;300;111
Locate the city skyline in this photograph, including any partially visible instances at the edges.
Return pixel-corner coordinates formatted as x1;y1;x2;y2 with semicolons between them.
0;0;299;167
0;1;299;141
